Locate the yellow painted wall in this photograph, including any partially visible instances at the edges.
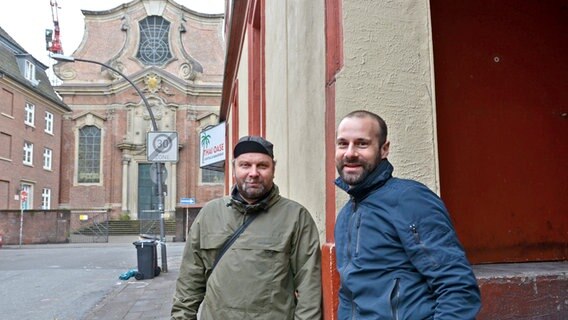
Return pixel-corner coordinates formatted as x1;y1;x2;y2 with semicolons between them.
264;0;327;236
336;0;439;201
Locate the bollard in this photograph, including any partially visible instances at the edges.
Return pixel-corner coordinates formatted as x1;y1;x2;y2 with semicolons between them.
0;234;3;248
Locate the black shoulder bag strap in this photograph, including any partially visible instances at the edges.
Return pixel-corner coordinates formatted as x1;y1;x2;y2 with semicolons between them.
211;213;260;271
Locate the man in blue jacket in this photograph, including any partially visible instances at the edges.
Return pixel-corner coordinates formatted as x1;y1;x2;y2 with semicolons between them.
334;110;481;319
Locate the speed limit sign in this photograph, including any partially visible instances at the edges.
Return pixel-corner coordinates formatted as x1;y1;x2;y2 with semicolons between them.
147;131;179;162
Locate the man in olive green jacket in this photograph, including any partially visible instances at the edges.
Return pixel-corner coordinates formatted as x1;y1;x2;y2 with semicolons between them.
171;136;322;320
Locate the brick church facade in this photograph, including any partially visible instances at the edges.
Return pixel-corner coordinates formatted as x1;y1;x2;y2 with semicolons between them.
53;0;225;219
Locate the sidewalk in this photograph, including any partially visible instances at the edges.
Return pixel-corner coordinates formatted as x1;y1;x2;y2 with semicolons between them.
83;239;182;320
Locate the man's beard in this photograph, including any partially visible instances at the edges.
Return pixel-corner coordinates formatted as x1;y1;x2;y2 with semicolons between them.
337;154;381;186
237;180;268;201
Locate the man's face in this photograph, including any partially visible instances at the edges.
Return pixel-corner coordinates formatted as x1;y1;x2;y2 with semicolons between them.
233;152;275;203
335;116;389;186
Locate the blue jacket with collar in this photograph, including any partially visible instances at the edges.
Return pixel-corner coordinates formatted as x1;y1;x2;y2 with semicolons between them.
335;160;481;320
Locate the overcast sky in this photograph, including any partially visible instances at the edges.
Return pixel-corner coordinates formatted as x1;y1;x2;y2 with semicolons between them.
0;0;224;66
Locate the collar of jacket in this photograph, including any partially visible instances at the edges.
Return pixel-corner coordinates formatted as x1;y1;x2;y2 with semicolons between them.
335;159;394;201
227;184;281;214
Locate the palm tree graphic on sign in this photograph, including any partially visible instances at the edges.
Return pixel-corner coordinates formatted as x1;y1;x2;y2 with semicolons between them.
201;133;211;163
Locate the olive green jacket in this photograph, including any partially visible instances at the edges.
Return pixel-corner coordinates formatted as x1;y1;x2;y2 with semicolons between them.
171;185;322;320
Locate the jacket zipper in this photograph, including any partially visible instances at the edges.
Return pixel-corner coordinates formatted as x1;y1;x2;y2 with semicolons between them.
355;210;362;256
410;224;420;243
390;278;400;320
347;198;358;319
351;292;356;320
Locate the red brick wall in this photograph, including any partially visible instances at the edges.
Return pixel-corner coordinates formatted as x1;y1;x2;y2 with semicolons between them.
0;210;70;244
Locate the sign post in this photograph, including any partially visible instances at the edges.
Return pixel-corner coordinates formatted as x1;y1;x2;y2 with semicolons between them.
146;131;178;273
19;190;27;247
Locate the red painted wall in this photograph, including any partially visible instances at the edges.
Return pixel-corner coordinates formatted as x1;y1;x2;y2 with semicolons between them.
431;0;568;263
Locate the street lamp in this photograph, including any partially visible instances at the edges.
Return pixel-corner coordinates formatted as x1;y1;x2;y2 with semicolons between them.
50;53;168;272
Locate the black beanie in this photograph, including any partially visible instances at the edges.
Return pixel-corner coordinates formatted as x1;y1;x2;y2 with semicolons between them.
233;136;274;159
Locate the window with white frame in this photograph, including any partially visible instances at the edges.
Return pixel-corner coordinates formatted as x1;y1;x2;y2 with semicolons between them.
43;148;52;170
23;141;33;165
41;188;51;209
24;60;36;82
21;183;33;210
45;111;54;134
24;102;35;126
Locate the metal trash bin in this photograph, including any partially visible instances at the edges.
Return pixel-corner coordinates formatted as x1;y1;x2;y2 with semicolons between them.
133;240;161;280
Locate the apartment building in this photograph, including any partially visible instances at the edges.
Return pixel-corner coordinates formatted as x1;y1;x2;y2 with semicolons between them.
0;26;70;210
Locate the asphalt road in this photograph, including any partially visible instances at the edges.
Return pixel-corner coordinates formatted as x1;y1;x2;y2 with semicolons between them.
0;239;184;320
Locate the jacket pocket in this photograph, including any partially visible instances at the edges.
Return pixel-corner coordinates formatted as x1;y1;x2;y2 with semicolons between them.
231;235;289;284
200;233;230;270
409;224;440;268
208;234;288;312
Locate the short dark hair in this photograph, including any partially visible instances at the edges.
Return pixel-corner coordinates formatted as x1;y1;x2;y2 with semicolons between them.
342;110;388;146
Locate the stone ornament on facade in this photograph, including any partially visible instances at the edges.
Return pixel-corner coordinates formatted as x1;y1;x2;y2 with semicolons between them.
121;15;130;31
143;104;163;122
53;63;77;80
124;95;177;145
141;73;174;96
105;60;126;81
180;63;197;81
55;59;126;81
144;73;162;93
72;112;107;128
105;108;116;120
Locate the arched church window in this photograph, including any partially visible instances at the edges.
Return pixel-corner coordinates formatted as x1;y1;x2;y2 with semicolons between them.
137;16;172;66
78;125;101;183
